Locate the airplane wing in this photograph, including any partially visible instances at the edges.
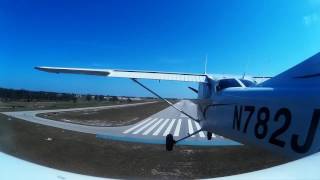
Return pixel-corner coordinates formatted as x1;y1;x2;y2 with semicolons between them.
35;66;208;83
35;66;272;84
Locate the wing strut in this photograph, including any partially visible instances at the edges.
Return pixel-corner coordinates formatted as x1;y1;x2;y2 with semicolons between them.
131;78;199;123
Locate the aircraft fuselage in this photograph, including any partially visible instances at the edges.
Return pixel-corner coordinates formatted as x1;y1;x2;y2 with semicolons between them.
199;84;320;158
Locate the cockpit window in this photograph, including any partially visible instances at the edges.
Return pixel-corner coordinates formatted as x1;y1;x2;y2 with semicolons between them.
240;79;256;87
216;79;241;91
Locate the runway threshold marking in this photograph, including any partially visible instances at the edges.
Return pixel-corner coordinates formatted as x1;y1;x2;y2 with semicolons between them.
163;119;176;136
132;118;158;135
194;121;205;138
142;118;164;135
173;119;182;137
123;118;153;134
153;118;170;136
187;119;195;137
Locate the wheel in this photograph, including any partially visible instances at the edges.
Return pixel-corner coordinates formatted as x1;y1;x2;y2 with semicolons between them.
166;134;175;151
207;132;212;140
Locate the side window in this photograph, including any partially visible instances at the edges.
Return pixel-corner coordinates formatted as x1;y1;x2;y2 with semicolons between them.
216;79;241;92
240;79;256;87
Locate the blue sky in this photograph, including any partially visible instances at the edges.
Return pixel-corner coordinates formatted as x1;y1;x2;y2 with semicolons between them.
1;0;320;98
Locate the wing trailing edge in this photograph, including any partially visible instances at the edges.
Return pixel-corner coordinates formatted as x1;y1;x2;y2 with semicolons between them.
35;66;208;83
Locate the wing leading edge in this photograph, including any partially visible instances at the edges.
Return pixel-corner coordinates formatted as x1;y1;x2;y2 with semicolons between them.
35;66;208;83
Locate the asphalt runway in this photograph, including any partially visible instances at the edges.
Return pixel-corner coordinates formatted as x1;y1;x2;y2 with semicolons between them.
2;100;240;146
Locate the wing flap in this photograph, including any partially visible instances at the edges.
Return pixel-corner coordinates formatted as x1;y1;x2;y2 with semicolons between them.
110;70;206;82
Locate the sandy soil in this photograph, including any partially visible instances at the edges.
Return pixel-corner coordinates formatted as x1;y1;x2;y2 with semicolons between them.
37;101;169;126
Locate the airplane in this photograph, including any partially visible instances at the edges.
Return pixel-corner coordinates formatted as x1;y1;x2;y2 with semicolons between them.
35;51;320;160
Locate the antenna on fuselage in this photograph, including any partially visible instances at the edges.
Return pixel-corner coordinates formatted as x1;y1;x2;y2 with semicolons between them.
242;72;246;79
242;57;250;79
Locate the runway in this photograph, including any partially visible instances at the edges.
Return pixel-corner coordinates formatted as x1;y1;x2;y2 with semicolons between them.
2;100;240;146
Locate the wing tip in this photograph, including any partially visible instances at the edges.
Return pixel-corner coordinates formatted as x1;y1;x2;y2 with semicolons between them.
34;66;46;71
34;66;61;74
34;66;43;70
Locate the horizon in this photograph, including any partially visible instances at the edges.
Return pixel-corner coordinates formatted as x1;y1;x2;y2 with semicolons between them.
0;86;166;99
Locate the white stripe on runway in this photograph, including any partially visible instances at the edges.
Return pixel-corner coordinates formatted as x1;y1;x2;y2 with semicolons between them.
194;121;205;138
123;118;153;134
187;119;195;137
173;119;182;137
153;118;170;136
163;119;176;136
142;118;164;135
132;118;158;135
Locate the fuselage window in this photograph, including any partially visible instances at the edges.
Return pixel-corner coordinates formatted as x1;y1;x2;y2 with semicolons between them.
216;79;241;91
240;79;256;87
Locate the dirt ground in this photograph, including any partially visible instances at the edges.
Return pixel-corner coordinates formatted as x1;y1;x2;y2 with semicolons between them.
0;111;291;179
37;101;169;126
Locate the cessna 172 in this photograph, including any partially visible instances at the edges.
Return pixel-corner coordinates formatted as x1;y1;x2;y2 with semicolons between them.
36;52;320;159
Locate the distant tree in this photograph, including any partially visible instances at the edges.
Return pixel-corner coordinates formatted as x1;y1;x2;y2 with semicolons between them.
86;94;92;101
98;95;104;101
72;96;77;103
0;87;111;102
110;96;118;102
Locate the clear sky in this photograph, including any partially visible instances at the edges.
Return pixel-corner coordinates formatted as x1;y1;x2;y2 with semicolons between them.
1;0;320;98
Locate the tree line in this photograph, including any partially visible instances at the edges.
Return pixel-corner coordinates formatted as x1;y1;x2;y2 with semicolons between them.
0;87;158;102
0;87;112;102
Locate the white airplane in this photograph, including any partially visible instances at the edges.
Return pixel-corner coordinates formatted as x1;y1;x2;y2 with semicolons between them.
35;52;320;161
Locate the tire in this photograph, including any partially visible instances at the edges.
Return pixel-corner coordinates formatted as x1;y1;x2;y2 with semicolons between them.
166;134;174;151
207;132;212;140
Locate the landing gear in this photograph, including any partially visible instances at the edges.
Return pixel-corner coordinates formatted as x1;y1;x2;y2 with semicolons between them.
165;128;203;151
166;134;175;151
207;132;212;140
130;78;203;152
